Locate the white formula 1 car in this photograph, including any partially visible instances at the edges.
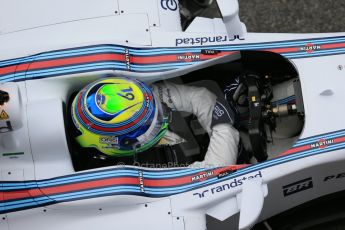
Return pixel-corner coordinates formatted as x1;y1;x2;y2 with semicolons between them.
1;0;345;229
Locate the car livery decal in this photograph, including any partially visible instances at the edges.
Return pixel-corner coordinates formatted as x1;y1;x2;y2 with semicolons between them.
1;128;345;214
1;36;345;82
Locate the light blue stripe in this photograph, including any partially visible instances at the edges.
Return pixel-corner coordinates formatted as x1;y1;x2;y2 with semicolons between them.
50;186;140;201
2;181;37;188
0;72;26;81
0;74;15;81
35;48;125;61
3;196;52;207
0;70;29;81
0;57;34;67
0;77;15;83
284;48;345;58
294;131;345;147
1;183;38;190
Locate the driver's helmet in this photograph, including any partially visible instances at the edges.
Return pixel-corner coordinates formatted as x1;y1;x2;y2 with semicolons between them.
71;77;169;157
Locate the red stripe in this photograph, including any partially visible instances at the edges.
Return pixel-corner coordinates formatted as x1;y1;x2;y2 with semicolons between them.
40;177;138;195
0;54;124;76
144;165;249;187
28;54;124;70
1;188;44;201
321;42;345;49
0;65;17;75
15;63;31;74
132;55;181;64
265;47;300;53
279;144;311;156
1;177;139;202
334;136;345;143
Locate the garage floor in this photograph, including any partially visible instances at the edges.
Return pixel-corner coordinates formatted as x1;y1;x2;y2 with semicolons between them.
239;0;345;33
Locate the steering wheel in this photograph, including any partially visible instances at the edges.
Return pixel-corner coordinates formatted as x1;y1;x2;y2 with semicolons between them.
244;73;268;162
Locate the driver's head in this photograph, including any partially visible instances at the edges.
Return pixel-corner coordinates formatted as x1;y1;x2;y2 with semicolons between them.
71;77;169;157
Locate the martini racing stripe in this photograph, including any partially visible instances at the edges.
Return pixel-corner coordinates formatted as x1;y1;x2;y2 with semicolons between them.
0;168;216;194
130;36;345;54
293;129;345;147
1;36;345;82
19;62;128;81
0;54;125;76
2;175;140;192
3;178;140;202
284;47;345;59
1;166;237;196
0;36;344;64
1;167;208;190
222;141;345;185
1;130;345;214
0;166;241;202
2;45;342;80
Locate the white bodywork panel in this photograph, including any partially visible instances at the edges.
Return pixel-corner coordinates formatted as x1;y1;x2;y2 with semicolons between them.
27;99;75;179
7;198;173;230
0;0;120;34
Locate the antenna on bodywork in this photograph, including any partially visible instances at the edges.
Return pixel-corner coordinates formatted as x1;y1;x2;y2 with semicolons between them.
216;0;247;39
